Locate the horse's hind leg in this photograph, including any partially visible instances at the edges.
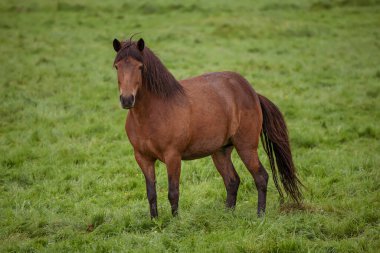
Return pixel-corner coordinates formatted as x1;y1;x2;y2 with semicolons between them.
235;148;269;216
211;146;240;208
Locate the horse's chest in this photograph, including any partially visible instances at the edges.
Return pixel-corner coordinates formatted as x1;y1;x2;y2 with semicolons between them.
125;118;167;158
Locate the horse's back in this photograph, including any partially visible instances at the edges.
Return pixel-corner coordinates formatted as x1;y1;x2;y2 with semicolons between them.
181;71;259;106
180;71;261;120
179;71;262;159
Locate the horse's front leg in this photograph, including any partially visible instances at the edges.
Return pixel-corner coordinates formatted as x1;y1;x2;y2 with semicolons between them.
135;152;158;218
165;152;182;216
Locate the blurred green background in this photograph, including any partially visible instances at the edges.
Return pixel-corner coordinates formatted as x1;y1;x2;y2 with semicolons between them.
0;0;379;252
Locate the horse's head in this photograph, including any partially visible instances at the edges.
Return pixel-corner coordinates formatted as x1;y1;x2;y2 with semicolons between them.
113;38;145;109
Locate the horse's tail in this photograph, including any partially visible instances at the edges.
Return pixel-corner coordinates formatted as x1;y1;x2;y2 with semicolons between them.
258;94;303;203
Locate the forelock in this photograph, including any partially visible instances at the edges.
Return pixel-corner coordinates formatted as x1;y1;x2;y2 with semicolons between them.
114;41;143;64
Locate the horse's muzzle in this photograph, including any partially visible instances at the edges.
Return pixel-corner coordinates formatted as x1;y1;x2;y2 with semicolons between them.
120;95;135;109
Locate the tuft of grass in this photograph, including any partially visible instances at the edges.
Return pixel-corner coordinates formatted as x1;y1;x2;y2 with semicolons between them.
88;212;106;231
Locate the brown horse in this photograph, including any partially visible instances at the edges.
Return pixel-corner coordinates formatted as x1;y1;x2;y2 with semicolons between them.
112;38;302;218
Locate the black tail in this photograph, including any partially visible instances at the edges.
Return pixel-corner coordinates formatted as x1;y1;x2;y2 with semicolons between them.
258;94;303;203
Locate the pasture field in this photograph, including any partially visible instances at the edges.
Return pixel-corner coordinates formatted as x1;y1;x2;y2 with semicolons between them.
1;0;379;252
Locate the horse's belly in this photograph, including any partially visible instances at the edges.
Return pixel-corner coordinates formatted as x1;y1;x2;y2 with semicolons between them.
181;135;229;160
182;153;212;160
181;149;218;160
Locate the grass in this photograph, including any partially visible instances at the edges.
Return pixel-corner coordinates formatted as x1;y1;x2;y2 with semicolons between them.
0;0;379;252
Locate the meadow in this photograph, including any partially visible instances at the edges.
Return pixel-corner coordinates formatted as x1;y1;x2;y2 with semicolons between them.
0;0;379;252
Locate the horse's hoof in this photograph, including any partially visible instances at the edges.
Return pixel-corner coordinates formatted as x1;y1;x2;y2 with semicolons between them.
257;210;266;218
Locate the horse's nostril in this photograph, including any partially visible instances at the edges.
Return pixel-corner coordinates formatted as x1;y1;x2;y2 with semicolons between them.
128;95;135;105
120;95;135;109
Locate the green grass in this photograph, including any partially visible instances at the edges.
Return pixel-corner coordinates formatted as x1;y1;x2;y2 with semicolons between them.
1;0;379;252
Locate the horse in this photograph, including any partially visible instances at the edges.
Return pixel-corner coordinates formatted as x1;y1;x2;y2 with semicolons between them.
112;37;302;218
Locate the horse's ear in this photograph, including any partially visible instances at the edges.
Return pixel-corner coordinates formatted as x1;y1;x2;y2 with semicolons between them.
137;38;145;52
113;38;121;52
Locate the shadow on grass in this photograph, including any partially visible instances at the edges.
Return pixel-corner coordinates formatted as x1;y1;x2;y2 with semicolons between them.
279;202;323;214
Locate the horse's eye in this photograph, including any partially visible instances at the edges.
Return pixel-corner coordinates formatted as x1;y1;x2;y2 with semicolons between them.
115;66;118;70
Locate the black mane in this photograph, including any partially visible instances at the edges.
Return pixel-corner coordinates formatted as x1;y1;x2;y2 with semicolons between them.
114;41;185;98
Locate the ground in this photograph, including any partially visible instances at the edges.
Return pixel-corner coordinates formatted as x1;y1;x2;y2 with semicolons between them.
0;0;379;252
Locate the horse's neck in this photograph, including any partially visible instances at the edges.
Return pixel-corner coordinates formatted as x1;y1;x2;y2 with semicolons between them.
129;90;166;121
129;89;186;124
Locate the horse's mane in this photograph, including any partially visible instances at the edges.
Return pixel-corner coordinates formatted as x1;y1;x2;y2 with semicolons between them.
114;40;185;99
